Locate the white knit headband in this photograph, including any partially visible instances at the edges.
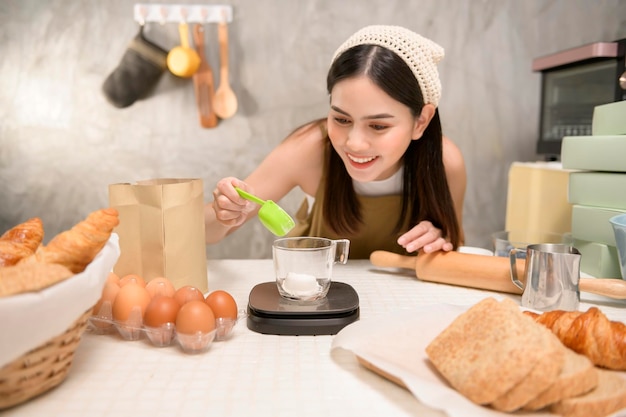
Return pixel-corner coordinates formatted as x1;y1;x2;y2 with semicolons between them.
331;25;445;107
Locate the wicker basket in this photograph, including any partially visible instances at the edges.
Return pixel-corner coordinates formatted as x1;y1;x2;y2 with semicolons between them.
0;308;93;410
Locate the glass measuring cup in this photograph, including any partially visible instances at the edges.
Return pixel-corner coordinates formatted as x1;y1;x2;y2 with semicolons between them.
235;187;295;236
273;237;350;301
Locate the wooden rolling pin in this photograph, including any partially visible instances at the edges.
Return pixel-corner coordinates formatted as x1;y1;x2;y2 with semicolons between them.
369;250;626;300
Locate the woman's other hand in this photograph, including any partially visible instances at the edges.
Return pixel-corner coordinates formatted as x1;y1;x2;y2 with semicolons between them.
212;177;256;227
397;220;453;253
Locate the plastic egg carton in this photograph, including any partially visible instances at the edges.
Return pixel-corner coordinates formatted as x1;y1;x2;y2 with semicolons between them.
88;301;243;354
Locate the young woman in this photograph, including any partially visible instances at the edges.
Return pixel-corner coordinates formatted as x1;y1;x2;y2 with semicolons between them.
205;25;466;259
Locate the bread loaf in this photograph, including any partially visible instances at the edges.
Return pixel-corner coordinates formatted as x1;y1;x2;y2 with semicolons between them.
490;332;565;412
425;297;626;416
425;297;564;405
523;347;598;411
550;369;626;417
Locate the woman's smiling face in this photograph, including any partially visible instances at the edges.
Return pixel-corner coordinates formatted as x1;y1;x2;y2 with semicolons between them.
327;75;421;183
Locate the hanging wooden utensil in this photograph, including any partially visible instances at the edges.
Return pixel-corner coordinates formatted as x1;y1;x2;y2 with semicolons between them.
167;22;200;78
212;18;238;119
192;24;218;128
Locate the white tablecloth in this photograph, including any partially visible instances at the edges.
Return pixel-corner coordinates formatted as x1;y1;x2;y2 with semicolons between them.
5;259;626;417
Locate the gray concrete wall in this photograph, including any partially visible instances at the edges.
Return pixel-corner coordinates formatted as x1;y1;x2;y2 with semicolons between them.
1;0;625;259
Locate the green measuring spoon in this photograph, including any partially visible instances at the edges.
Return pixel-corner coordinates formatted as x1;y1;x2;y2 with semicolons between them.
235;187;295;236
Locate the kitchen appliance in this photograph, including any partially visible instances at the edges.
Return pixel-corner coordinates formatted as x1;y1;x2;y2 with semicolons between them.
533;38;626;159
247;281;359;335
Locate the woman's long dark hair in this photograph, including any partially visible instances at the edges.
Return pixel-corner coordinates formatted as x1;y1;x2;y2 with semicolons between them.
323;44;461;248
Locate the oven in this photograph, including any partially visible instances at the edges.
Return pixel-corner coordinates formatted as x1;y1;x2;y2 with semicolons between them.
533;38;626;159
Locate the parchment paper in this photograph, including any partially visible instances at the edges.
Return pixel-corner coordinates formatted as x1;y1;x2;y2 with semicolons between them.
331;303;556;417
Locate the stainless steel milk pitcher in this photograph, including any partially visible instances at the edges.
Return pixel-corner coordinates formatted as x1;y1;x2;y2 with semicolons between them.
510;243;581;311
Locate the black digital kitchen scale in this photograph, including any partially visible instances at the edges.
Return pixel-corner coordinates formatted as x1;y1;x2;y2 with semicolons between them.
247;281;359;336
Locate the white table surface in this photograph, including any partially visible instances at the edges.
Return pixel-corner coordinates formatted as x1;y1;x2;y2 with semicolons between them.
5;259;626;417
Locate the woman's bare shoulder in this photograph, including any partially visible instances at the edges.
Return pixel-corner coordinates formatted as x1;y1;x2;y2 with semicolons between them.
246;119;326;198
284;119;326;145
279;119;327;164
442;135;465;174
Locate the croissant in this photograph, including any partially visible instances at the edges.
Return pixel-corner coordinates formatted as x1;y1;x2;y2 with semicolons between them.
35;208;119;274
0;261;73;297
0;217;44;267
524;308;626;371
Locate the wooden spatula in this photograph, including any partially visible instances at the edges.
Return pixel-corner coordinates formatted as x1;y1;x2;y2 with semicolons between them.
370;250;626;300
192;24;218;128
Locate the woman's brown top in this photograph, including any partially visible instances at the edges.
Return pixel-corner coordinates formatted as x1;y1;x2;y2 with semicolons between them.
287;173;412;260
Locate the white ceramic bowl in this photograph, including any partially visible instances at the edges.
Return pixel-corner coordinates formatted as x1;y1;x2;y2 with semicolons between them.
609;214;626;280
457;246;494;256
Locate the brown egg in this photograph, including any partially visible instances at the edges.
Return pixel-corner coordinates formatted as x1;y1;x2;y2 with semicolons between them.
106;272;120;286
145;277;176;298
112;282;151;323
175;300;216;335
205;290;238;320
143;295;181;328
174;285;205;306
119;273;146;288
92;281;120;328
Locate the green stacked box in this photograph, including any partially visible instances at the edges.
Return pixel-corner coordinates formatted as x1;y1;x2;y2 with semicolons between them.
575;239;623;279
592;100;626;136
571;205;626;247
568;172;626;209
563;101;626;278
561;135;626;172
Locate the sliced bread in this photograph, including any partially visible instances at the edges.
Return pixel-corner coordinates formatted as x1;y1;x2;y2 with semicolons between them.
425;297;553;404
524;347;598;411
491;330;565;412
551;369;626;417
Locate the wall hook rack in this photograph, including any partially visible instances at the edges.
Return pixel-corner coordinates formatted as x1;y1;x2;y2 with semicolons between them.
133;3;233;24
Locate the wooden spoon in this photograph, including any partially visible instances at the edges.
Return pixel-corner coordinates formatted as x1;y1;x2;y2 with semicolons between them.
369;250;626;300
192;24;218;128
212;19;238;119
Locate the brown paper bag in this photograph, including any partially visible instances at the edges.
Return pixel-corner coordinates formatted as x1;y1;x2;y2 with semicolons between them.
108;178;208;292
